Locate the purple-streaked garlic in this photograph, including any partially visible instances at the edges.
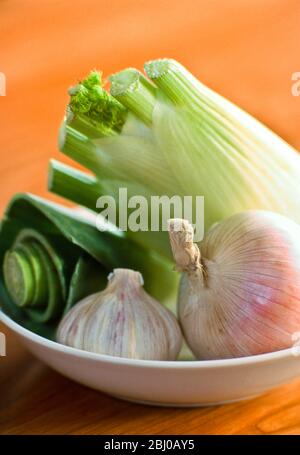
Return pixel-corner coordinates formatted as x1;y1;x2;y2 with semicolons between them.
168;212;300;359
57;268;182;360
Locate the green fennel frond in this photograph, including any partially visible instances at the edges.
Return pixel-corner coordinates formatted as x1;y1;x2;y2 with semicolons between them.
68;71;127;136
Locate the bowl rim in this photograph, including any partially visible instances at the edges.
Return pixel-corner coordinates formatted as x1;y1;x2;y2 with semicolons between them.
0;309;297;369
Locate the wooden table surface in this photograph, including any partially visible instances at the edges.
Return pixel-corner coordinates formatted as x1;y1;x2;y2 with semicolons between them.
1;0;300;435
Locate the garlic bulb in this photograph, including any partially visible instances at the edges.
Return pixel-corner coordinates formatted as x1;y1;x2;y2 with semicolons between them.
57;268;182;360
168;213;300;359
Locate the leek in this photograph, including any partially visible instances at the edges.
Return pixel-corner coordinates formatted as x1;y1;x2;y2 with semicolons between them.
50;59;300;260
0;193;176;338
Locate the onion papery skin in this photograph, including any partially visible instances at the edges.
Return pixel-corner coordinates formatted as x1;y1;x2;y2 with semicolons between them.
178;211;300;359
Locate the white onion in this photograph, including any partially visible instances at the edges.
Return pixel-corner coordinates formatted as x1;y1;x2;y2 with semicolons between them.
168;212;300;359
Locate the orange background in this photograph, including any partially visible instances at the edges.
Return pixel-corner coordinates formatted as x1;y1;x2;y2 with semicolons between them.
0;0;300;214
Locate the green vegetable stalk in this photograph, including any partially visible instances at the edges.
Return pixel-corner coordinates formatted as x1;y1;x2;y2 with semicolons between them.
50;60;300;261
0;193;176;338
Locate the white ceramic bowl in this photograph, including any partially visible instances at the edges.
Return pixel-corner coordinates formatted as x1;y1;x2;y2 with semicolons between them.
2;310;300;407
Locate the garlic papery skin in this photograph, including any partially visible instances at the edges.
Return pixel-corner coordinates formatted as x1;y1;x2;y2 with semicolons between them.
168;213;300;359
57;268;182;361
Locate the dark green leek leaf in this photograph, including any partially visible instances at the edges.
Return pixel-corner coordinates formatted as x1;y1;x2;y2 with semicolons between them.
0;193;175;340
